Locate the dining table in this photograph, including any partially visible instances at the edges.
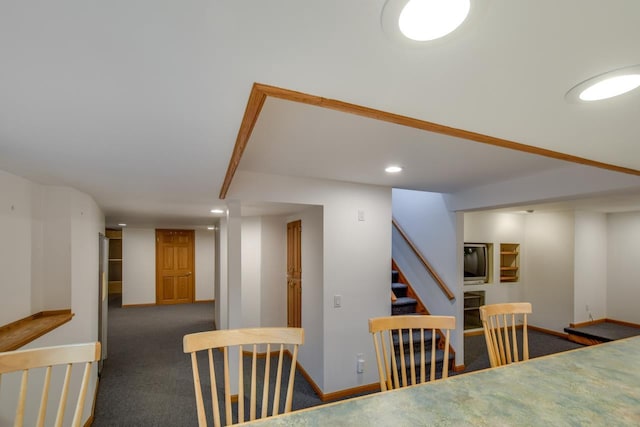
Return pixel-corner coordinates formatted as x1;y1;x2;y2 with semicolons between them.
239;335;640;426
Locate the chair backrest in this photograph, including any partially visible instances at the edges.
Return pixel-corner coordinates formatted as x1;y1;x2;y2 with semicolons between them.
479;302;532;368
368;315;455;391
183;327;304;427
0;342;101;427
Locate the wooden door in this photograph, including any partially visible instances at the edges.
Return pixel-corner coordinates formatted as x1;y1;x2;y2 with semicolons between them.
287;220;302;328
156;229;195;305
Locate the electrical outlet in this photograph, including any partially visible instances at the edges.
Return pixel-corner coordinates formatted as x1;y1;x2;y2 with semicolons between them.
356;353;365;373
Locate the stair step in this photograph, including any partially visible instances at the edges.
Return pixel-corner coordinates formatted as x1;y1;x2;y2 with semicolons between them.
391;270;399;283
392;297;417;306
391;282;408;297
392;297;418;315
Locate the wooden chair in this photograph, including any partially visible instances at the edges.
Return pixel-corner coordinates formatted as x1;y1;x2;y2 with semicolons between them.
0;342;101;427
479;302;532;368
369;315;455;391
183;327;304;427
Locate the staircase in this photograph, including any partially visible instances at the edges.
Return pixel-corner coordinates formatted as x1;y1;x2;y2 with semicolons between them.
391;266;427;316
390;264;455;380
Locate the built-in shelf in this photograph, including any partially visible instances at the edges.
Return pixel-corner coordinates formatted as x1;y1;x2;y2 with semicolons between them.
500;243;520;283
106;229;123;295
464;291;485;330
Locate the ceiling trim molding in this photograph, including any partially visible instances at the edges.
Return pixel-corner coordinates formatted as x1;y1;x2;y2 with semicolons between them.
218;82;640;199
219;85;269;199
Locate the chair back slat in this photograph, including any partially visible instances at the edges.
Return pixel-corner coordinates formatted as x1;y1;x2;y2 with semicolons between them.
0;342;100;427
70;361;93;427
480;302;532;367
270;345;283;417
369;315;455;391
259;346;268;419
284;343;298;413
183;327;304;427
16;369;28;426
237;345;245;423
36;365;52;427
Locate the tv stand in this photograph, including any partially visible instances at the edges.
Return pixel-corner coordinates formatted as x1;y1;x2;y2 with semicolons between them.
464;290;485;330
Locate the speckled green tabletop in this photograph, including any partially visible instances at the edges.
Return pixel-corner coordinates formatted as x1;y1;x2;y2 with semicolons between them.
240;336;640;426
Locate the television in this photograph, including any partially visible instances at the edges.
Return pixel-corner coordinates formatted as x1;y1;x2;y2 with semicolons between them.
464;243;488;284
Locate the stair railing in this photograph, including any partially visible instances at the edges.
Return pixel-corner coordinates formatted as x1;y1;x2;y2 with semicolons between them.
392;217;455;301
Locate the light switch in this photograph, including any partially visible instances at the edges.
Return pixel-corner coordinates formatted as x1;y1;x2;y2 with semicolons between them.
358;210;365;221
334;295;342;308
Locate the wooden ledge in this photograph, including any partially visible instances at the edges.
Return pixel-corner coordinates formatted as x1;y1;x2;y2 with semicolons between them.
0;310;74;352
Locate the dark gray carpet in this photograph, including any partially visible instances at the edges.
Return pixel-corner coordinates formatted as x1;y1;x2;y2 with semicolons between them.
564;322;640;341
92;299;324;426
93;299;584;426
462;329;584;373
93;300;215;426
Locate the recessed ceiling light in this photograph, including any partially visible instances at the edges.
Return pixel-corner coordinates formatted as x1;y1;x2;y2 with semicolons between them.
385;165;403;173
566;65;640;102
382;0;470;43
210;209;224;214
207;226;215;230
118;223;127;227
398;0;470;41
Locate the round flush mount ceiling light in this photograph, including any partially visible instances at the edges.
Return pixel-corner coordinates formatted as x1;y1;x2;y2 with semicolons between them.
382;0;471;43
385;165;403;173
566;65;640;103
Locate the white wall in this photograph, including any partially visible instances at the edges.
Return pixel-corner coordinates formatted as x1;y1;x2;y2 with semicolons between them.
607;211;640;324
195;229;215;301
42;187;73;310
0;170;35;324
30;185;44;313
523;211;574;332
122;228;156;305
260;215;288;328
321;186;389;393
228;171;390;394
574;211;607;322
216;220;228;329
0;168;104;426
294;206;324;387
122;227;216;305
241;217;262;327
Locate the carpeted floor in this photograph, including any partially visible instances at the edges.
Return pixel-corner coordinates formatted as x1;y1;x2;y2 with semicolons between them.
461;329;584;373
92;299;325;426
92;300;215;426
92;300;584;426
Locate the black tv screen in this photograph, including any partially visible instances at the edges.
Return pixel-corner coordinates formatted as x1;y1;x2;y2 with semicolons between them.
464;243;487;282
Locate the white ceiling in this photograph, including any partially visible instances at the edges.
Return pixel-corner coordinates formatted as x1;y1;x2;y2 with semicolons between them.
1;0;640;228
244;97;577;194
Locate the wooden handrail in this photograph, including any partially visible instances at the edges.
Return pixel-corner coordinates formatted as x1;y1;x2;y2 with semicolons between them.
392;218;455;301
